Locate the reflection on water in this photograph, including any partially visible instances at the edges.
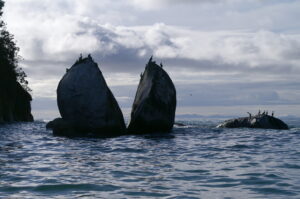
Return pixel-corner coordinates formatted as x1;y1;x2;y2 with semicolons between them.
0;119;300;198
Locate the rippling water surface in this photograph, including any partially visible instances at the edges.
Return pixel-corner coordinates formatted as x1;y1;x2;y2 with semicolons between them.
1;119;300;198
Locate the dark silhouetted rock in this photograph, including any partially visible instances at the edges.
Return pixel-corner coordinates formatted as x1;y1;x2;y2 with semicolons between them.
0;82;33;123
46;118;61;129
48;56;126;137
217;113;289;130
46;118;84;137
127;57;176;134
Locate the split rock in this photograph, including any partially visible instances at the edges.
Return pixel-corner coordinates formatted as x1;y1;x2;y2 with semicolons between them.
127;57;176;134
48;56;126;137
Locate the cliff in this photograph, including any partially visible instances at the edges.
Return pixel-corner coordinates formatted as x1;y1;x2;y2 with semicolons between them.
0;81;33;123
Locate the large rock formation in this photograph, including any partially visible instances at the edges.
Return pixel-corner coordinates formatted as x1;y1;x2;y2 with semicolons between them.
217;112;289;130
127;57;176;134
47;55;126;137
0;82;33;124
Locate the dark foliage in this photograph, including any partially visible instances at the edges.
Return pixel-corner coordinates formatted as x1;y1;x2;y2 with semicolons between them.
0;0;31;92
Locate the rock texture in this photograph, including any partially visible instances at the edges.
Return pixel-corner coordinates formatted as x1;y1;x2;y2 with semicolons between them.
0;82;33;123
127;57;176;134
217;113;289;130
48;56;126;137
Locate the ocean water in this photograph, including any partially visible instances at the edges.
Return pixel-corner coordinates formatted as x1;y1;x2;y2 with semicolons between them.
0;118;300;199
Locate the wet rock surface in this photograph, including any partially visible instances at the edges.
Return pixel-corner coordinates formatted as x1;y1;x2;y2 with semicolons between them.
48;56;126;137
127;57;176;134
217;113;289;130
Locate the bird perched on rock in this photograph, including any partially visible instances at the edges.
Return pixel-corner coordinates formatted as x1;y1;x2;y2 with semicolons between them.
247;112;252;118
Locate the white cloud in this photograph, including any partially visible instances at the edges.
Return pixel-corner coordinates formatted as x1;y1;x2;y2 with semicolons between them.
128;0;225;10
16;19;300;110
16;17;300;74
2;0;300;118
7;10;300;95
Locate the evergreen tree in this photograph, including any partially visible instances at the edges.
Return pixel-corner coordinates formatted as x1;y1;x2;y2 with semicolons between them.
0;0;31;91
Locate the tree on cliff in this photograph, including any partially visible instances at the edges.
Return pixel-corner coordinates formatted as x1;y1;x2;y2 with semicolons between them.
0;0;31;91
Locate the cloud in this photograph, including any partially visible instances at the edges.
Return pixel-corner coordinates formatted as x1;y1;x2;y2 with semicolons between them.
2;0;300;119
176;80;300;107
14;18;300;75
128;0;227;10
9;17;300;104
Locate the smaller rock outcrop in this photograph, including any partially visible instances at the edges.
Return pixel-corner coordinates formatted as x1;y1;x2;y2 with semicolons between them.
127;57;177;134
47;55;126;137
217;112;289;130
46;118;82;137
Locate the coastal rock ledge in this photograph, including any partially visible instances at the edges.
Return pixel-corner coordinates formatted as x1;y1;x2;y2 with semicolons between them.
47;55;126;137
217;113;289;130
127;57;177;134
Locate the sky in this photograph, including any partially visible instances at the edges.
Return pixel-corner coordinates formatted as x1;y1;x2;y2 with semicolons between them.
3;0;300;119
